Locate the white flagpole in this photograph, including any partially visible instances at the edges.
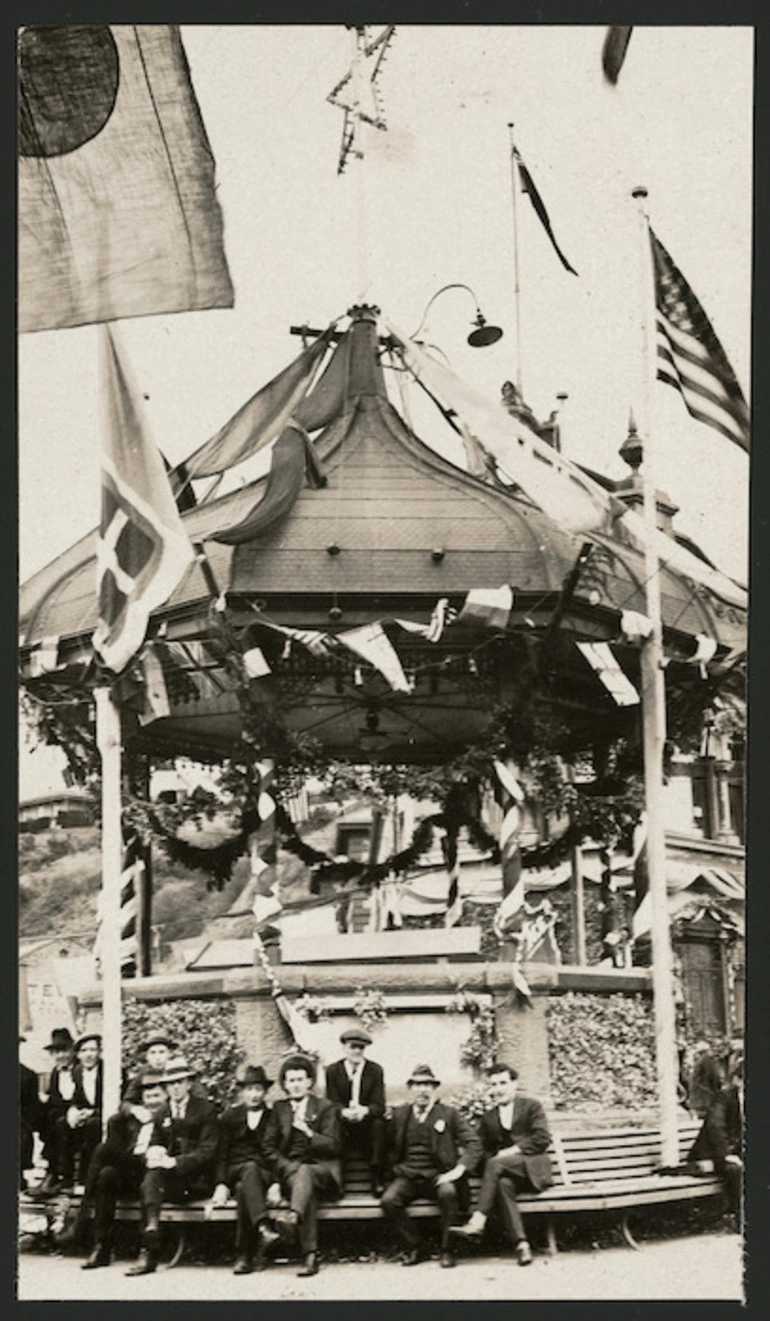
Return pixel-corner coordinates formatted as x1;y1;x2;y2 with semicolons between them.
95;685;123;1128
507;123;524;397
632;185;679;1168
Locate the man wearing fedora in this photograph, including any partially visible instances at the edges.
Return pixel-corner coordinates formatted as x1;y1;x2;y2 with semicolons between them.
38;1027;77;1193
127;1056;219;1276
210;1064;281;1274
261;1053;342;1278
450;1062;553;1265
326;1028;387;1197
380;1064;481;1269
77;1068;170;1269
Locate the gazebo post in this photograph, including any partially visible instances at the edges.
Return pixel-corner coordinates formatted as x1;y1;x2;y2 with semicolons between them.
95;686;124;1128
569;842;587;965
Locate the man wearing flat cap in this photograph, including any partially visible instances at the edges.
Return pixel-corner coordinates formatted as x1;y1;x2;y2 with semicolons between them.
211;1064;281;1274
127;1056;219;1276
261;1053;341;1278
50;1033;103;1191
380;1064;481;1269
326;1027;387;1196
76;1068;170;1269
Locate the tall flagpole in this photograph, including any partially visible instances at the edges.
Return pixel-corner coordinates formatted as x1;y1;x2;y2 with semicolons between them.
95;685;123;1128
507;123;524;397
632;185;679;1168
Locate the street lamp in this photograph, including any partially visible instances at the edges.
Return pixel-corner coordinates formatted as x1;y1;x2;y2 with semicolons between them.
410;283;504;348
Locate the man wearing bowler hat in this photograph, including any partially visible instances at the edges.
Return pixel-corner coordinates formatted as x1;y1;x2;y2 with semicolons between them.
261;1053;341;1278
380;1064;481;1269
38;1027;77;1193
210;1064;281;1274
326;1028;387;1196
127;1056;219;1276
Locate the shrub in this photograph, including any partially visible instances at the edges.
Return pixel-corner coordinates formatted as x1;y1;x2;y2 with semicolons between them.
546;992;656;1111
122;998;244;1109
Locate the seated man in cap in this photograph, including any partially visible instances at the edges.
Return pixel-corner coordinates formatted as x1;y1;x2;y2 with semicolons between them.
450;1062;553;1265
326;1028;387;1197
76;1069;170;1269
210;1064;281;1274
121;1034;208;1119
261;1053;341;1278
51;1033;103;1191
127;1056;219;1277
381;1064;481;1269
38;1027;77;1194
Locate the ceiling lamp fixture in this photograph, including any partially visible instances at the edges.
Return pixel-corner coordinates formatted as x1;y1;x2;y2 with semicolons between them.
410;282;504;348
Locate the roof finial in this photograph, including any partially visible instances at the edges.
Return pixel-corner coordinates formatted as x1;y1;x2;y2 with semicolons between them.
619;408;643;470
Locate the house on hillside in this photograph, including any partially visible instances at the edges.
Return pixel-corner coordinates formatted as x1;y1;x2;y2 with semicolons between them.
19;790;96;832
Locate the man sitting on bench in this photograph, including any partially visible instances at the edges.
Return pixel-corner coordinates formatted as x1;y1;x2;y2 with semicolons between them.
210;1064;281;1274
78;1069;170;1270
687;1055;743;1229
127;1056;219;1277
451;1062;553;1265
261;1053;342;1279
326;1028;386;1197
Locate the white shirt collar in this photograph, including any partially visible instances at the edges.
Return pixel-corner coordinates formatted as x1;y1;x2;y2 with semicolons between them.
412;1097;437;1123
498;1100;515;1129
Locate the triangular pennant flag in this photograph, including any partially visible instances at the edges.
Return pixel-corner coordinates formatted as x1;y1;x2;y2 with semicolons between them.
576;641;639;706
137;646;170;725
336;622;411;692
512;141;578;276
458;585;514;632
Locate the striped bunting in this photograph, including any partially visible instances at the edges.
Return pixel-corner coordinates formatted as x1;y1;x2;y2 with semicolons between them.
650;228;749;452
94;835;142;973
441;829;463;928
251;759;282;927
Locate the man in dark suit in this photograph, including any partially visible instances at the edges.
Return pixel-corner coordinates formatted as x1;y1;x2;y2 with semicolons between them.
38;1027;77;1193
20;1035;43;1191
127;1056;219;1276
78;1069;170;1269
380;1063;482;1269
210;1064;281;1274
687;1056;743;1222
688;1040;724;1119
450;1062;552;1264
261;1053;341;1278
325;1027;386;1196
51;1033;103;1190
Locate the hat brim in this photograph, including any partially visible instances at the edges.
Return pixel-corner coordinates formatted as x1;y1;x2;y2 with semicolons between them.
407;1075;441;1087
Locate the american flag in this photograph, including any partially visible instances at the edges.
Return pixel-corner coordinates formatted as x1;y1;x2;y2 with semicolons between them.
650;229;749;452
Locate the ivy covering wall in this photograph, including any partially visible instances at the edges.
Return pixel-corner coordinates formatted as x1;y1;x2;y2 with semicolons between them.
546;991;656;1111
121;998;244;1108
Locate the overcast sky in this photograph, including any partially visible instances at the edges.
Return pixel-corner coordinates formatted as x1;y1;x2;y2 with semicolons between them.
18;24;753;795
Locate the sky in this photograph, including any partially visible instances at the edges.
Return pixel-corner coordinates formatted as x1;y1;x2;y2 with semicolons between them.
18;24;753;796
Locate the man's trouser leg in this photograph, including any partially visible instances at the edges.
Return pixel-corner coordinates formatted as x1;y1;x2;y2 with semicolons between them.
436;1179;460;1250
287;1164;337;1254
53;1115;75;1183
231;1161;267;1251
380;1174;423;1248
476;1153;529;1243
140;1168;165;1233
77;1117;102;1184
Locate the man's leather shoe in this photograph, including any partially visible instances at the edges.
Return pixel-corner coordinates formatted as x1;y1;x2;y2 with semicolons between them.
125;1249;157;1277
516;1240;533;1266
401;1246;427;1266
370;1175;385;1198
440;1250;456;1268
81;1244;111;1270
143;1218;161;1251
258;1222;281;1249
232;1254;252;1275
297;1251;319;1277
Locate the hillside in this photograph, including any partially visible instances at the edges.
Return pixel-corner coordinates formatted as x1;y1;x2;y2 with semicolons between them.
18;806;343;951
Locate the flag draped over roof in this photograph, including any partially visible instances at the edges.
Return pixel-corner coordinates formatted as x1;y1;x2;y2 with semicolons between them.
181;331;334;481
92;326;195;674
19;25;233;333
512;141;578;276
650;228;750;452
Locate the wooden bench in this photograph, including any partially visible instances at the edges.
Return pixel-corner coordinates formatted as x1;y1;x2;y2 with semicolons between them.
20;1119;724;1264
